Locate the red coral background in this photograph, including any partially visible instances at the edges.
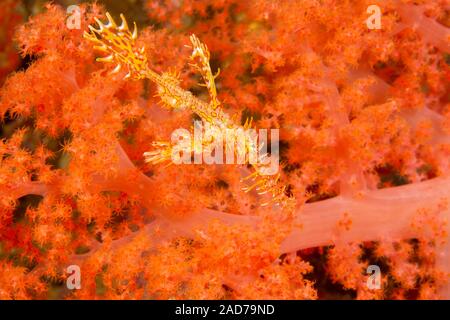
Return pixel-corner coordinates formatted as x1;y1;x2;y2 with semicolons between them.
0;0;449;299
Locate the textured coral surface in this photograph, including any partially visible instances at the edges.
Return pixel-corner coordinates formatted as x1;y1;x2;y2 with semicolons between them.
0;0;449;299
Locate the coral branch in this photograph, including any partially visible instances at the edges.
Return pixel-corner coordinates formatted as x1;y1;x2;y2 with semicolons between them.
397;3;450;52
